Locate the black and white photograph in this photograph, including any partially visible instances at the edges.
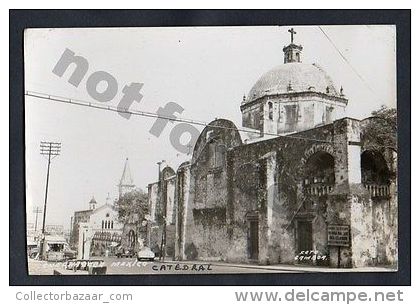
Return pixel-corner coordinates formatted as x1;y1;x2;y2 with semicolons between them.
22;24;401;276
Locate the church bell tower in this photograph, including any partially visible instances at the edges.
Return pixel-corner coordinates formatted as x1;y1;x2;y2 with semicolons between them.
283;28;303;63
118;158;135;198
89;196;97;210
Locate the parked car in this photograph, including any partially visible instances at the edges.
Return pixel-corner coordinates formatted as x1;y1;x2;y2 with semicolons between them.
28;246;39;259
63;246;76;260
137;247;155;261
116;247;135;258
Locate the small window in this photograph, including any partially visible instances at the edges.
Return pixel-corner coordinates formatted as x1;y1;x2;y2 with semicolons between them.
268;102;273;120
325;106;334;123
285;105;299;132
253;115;259;128
279;106;284;123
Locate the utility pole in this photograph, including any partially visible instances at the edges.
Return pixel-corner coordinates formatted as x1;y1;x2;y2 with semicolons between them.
157;160;166;261
69;216;73;246
39;141;61;260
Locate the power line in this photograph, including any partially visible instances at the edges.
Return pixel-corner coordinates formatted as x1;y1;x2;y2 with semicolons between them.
25;90;335;144
317;26;377;97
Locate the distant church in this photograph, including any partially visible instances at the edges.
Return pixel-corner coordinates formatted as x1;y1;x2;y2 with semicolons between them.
118;158;136;198
70;158;135;256
147;29;398;268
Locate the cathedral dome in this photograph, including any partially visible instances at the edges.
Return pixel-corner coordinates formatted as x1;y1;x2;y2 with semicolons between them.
244;62;339;104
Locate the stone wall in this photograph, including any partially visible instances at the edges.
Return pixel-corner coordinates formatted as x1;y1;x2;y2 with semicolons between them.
164;117;397;268
147;167;177;259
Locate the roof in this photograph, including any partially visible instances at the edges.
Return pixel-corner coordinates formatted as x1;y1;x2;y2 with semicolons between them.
90;203;116;214
244;62;340;104
44;235;67;242
74;209;93;215
119;158;134;186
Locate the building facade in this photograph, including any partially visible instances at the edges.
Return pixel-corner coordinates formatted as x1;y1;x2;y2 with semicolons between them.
70;158;135;256
147;166;177;258
147;30;398;268
70;195;123;256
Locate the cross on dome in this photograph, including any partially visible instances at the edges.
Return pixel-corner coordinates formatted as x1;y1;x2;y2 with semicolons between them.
288;28;297;44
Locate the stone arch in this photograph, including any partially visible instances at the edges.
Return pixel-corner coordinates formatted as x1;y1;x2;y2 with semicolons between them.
361;150;390;185
161;166;175;179
191;119;242;165
302;150;335;197
300;143;335;167
361;150;391;198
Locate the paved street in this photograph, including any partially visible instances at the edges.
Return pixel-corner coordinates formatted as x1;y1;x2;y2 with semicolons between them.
28;258;61;275
28;257;291;275
102;257;290;274
28;257;395;275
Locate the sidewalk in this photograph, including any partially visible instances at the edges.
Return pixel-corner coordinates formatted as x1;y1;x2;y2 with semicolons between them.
164;260;396;273
27;258;57;275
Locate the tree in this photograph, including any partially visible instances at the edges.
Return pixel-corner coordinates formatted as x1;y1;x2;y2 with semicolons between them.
115;189;149;225
362;105;397;152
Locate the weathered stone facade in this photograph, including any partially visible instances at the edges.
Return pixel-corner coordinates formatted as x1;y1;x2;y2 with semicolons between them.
147;166;177;258
147;118;397;268
146;31;397;268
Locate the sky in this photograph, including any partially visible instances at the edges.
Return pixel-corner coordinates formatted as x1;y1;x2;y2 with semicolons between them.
24;25;396;230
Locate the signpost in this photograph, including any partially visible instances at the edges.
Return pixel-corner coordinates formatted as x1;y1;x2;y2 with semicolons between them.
327;225;350;268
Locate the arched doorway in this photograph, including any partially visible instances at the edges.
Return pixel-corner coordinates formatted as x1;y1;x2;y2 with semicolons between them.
128;229;136;250
297;151;335;254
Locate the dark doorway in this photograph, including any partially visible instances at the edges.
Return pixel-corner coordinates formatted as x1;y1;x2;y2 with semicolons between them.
249;220;259;260
128;230;136;249
297;221;313;252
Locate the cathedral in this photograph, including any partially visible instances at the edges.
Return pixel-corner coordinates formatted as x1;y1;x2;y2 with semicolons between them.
147;29;398;268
